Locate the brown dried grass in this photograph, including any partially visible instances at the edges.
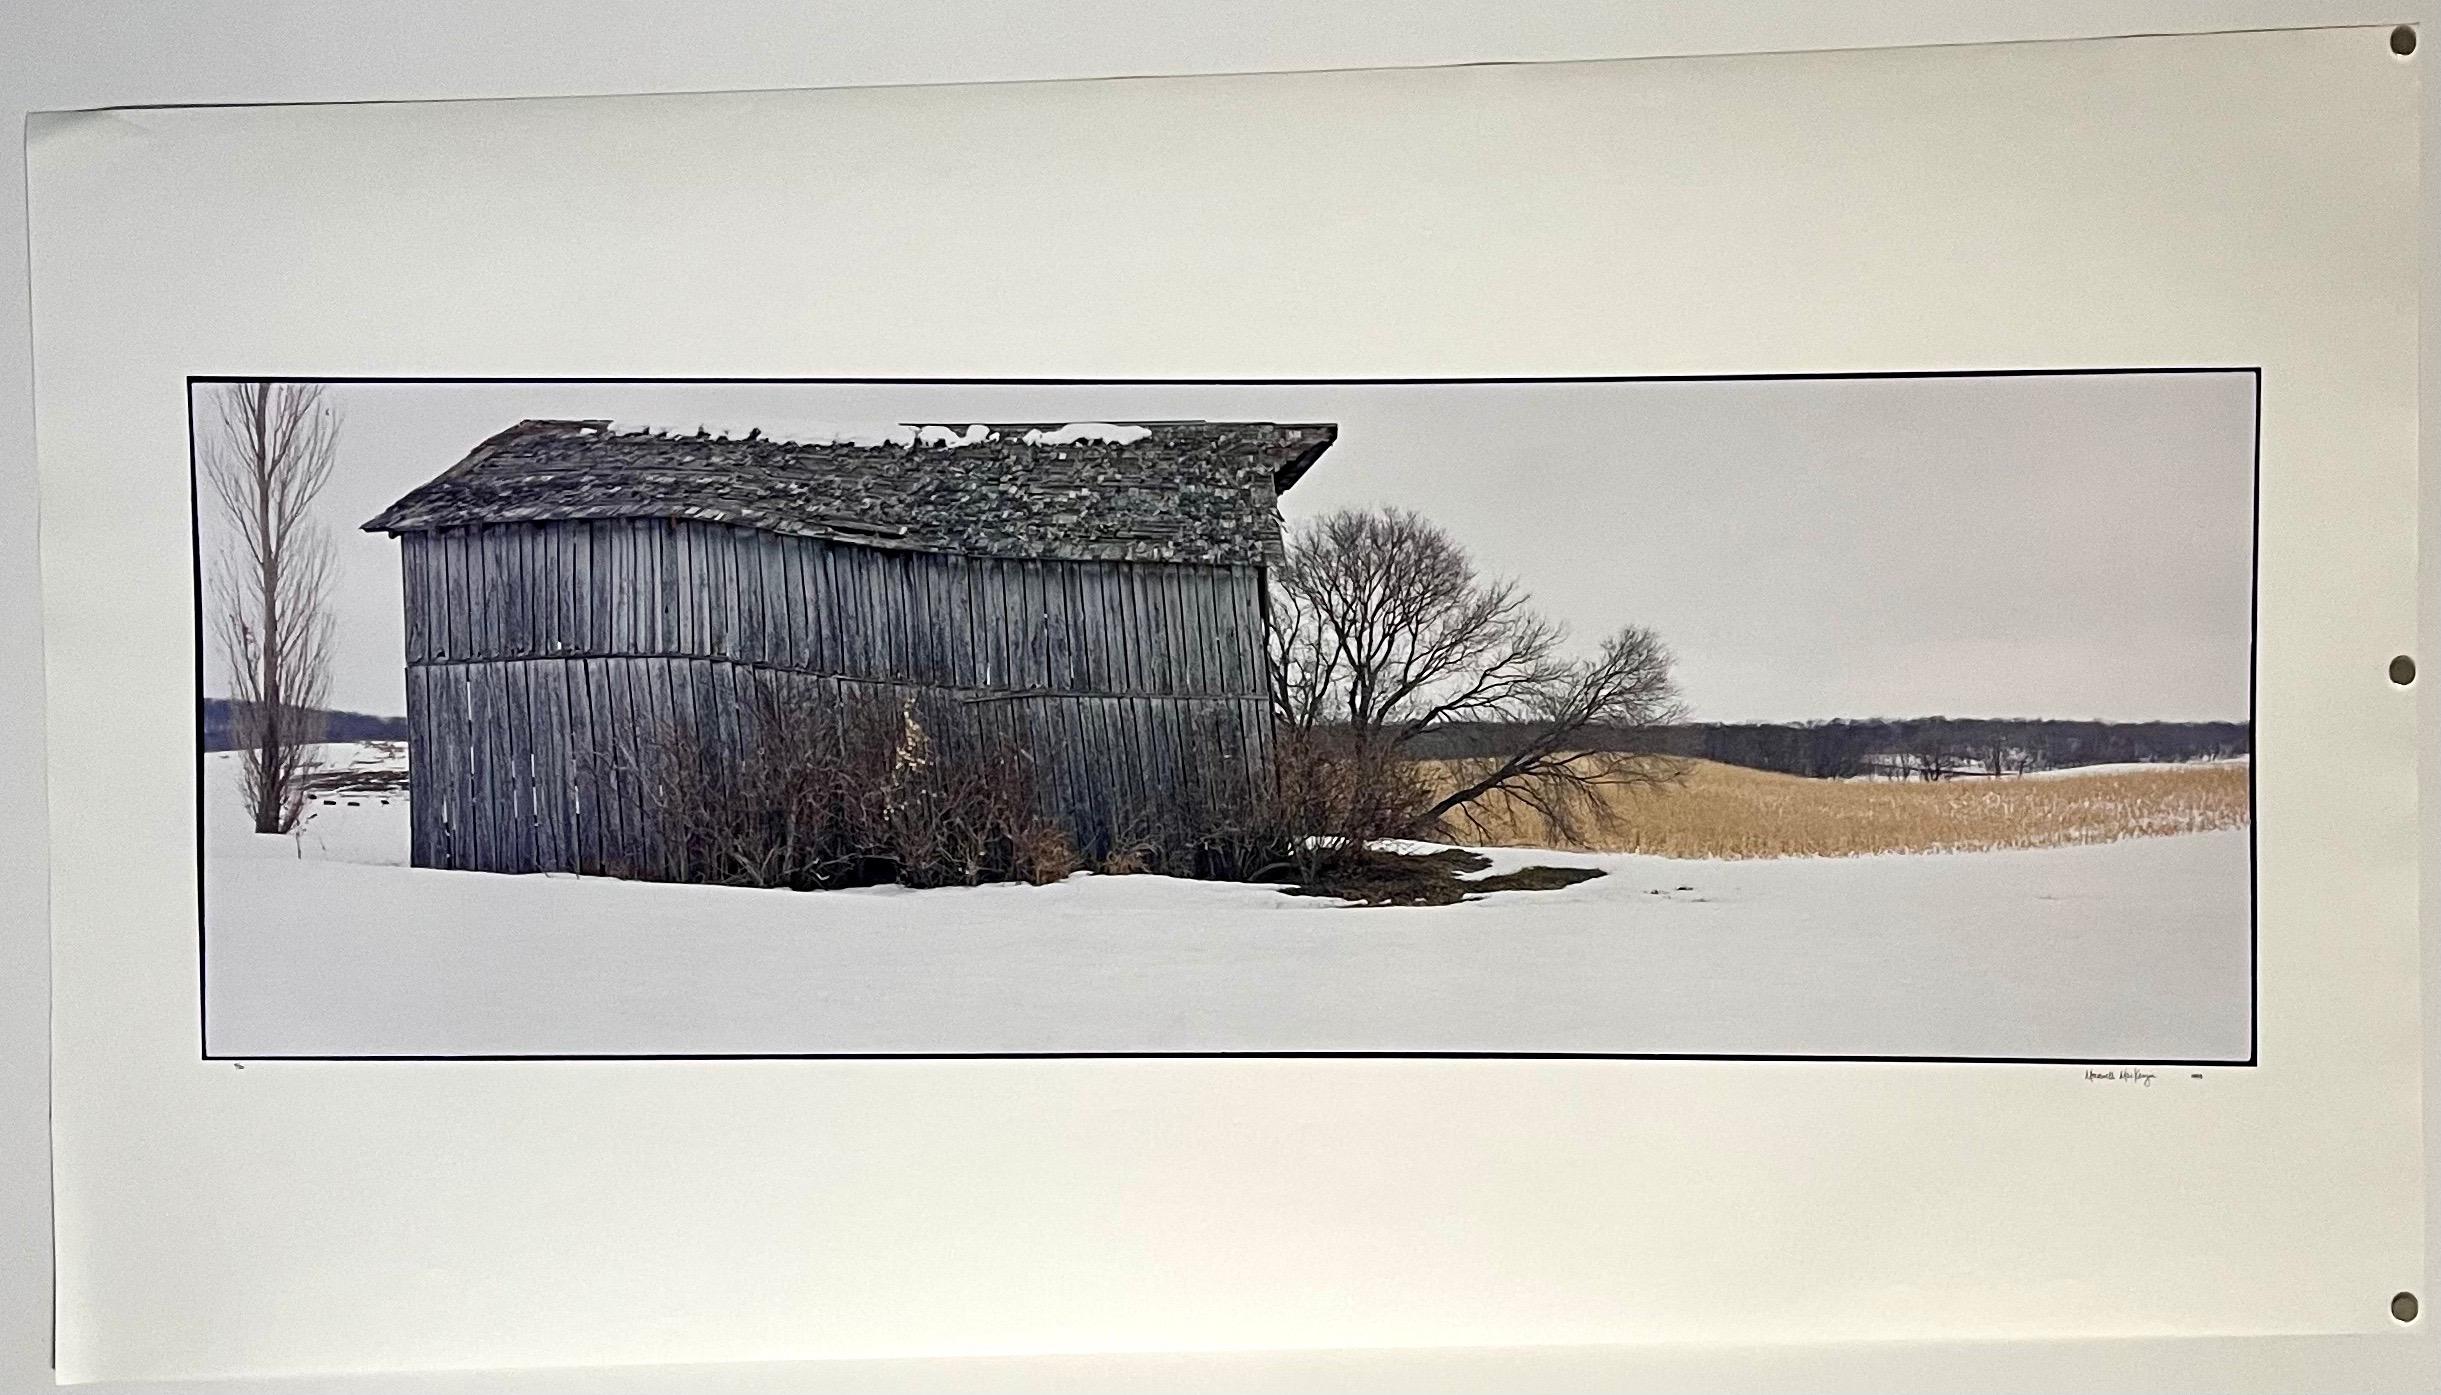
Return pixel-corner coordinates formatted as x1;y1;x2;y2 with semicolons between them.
1421;757;2250;859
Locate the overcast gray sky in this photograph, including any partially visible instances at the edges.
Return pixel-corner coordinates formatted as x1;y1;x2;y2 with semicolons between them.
192;373;2254;724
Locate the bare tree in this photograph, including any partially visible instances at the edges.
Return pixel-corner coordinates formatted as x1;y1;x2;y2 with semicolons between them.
1901;723;1961;782
1269;508;1685;848
203;382;342;833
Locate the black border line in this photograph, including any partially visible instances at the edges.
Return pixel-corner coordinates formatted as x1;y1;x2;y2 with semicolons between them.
189;368;2262;1067
189;402;210;1064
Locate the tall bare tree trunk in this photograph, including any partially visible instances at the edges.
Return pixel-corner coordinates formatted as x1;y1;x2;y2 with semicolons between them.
204;382;342;834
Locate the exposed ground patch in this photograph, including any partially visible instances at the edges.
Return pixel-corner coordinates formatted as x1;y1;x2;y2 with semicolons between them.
1285;847;1605;907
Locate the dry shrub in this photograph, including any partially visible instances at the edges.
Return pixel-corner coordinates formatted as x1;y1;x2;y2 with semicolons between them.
1093;736;1308;883
1009;820;1082;885
634;678;1079;890
1425;756;2250;859
1262;728;1432;881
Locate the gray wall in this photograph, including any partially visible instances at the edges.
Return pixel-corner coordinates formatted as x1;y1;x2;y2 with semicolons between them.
399;518;1272;874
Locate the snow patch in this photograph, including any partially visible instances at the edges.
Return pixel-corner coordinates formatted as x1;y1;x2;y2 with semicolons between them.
1020;423;1152;447
2016;757;2249;780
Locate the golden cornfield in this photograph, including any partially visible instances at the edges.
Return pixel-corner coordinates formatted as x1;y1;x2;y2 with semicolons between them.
1426;758;2251;859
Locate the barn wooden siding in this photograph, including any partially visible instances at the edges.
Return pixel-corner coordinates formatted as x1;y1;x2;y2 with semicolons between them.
399;518;1274;875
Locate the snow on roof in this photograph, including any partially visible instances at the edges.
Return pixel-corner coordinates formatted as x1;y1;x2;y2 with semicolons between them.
606;420;1003;449
363;417;1339;566
1019;423;1152;447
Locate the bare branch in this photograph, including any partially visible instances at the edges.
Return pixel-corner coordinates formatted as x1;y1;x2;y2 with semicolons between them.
203;381;343;833
1268;507;1685;851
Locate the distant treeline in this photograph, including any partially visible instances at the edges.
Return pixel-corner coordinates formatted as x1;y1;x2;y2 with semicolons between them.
1413;718;2250;780
201;698;406;753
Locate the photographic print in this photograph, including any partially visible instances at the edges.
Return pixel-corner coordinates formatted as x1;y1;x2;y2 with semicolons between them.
194;372;2255;1061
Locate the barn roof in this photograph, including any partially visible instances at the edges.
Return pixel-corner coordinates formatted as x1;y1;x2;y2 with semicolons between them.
362;418;1338;566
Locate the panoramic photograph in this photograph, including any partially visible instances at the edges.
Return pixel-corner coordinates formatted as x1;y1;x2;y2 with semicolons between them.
192;372;2255;1060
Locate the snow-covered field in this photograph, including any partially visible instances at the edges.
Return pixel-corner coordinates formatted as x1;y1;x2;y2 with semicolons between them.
202;745;2253;1060
2014;758;2248;780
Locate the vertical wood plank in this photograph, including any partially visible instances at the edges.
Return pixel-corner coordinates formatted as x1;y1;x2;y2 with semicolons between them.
1169;566;1198;695
421;663;450;867
975;558;1002;689
884;552;908;683
592;656;618;876
1123;564;1150;694
504;527;527;658
633;520;653;653
704;525;727;659
925;554;954;687
687;521;707;658
479;528;504;661
1171;566;1191;698
794;530;820;673
417;533;441;662
871;552;895;682
633;520;653;655
666;522;688;656
596;522;620;654
442;663;467;869
1203;569;1228;695
811;540;839;676
1016;560;1040;691
426;662;449;869
759;531;786;668
467;661;495;870
1047;564;1076;693
956;557;983;690
1081;563;1111;695
566;657;596;873
436;530;457;661
1007;557;1032;692
400;536;427;665
467;527;489;660
1132;565;1162;693
460;660;484;870
539;525;563;659
715;526;743;660
1227;567;1258;695
461;528;481;661
1164;567;1193;695
830;547;856;676
506;660;536;872
662;521;687;657
567;522;592;655
530;526;555;657
712;659;739;783
911;555;933;687
614;520;635;656
530;661;566;871
1194;567;1223;695
611;521;634;654
1206;568;1229;695
574;521;596;656
403;662;430;865
450;529;474;661
718;525;741;660
524;527;544;659
595;657;625;874
900;553;927;685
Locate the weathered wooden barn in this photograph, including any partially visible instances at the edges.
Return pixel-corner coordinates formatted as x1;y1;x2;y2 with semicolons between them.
363;417;1337;876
